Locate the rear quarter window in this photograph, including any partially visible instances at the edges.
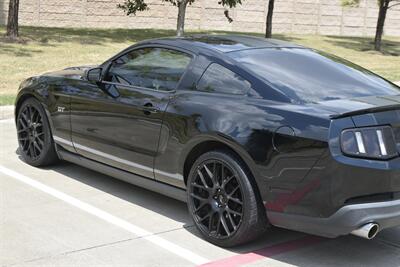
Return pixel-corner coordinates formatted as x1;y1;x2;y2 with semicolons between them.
197;63;251;95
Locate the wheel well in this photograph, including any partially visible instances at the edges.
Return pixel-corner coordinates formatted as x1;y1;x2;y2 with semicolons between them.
183;141;252;186
15;94;34;118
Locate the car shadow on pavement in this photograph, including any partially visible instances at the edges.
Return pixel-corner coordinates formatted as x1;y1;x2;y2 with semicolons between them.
16;150;400;266
48;161;192;225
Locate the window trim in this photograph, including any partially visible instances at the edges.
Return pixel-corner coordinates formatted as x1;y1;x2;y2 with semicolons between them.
195;62;251;95
102;45;195;93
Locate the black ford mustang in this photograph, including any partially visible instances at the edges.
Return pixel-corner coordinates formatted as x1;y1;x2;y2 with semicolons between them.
15;35;400;247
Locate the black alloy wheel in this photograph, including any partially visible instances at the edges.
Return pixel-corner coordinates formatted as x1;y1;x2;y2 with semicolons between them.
17;103;45;160
187;150;268;247
190;159;243;239
17;98;58;166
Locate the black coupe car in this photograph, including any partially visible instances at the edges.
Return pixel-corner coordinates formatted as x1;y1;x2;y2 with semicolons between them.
15;35;400;247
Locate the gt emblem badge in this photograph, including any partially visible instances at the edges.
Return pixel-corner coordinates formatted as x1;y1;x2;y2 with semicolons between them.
57;106;65;112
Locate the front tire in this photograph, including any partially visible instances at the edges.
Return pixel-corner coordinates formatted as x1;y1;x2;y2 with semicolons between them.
187;150;268;247
16;98;59;167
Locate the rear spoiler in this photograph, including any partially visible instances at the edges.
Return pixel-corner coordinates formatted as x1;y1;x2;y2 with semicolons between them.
330;104;400;119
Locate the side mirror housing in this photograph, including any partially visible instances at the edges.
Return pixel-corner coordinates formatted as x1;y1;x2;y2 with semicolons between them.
86;68;102;83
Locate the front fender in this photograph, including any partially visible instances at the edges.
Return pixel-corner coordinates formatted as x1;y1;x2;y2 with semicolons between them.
15;76;74;154
15;77;52;121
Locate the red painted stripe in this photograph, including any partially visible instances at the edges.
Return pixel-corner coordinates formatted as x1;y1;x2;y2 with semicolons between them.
199;236;324;267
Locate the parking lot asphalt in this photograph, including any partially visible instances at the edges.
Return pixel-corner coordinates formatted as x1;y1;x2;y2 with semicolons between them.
1;117;400;267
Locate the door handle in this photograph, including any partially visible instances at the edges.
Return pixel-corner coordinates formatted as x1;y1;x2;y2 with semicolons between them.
142;102;158;114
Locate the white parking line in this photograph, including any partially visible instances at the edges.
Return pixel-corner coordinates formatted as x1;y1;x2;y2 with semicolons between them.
0;165;209;265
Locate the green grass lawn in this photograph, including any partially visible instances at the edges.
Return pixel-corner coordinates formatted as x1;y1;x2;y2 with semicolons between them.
1;26;399;105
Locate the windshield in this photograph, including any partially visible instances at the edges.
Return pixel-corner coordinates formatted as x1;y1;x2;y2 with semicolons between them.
230;48;400;103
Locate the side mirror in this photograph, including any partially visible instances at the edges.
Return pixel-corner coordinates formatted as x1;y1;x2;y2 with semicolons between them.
86;68;102;83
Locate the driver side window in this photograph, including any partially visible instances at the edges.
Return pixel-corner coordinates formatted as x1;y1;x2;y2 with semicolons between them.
106;47;191;91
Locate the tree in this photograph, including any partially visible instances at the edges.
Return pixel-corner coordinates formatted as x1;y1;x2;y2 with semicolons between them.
118;0;243;37
265;0;275;38
6;0;19;39
342;0;400;51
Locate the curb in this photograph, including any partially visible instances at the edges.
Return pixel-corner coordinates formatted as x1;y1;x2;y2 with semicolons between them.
0;105;14;121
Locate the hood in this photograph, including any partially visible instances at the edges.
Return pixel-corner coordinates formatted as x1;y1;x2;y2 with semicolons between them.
43;65;97;80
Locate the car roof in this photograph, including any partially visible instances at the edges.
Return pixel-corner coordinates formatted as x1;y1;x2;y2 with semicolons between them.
140;34;303;53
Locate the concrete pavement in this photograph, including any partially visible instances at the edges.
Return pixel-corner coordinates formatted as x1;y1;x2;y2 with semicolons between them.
1;114;400;266
0;105;13;120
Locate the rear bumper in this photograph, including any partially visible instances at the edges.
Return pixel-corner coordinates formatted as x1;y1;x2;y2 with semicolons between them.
267;199;400;238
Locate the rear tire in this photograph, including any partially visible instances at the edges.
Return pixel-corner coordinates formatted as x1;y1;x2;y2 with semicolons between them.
16;98;59;167
187;150;268;247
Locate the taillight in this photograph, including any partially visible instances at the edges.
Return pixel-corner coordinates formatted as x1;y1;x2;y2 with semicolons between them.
341;126;397;160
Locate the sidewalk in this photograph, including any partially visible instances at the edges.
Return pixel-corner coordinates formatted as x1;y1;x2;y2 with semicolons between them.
0;105;14;120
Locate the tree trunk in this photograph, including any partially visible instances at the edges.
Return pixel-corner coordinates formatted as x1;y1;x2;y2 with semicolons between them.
6;0;19;38
374;0;389;51
265;0;275;38
176;0;188;37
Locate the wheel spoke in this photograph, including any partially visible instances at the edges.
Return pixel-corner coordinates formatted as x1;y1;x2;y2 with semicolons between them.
33;141;42;153
220;215;231;235
203;164;214;182
194;202;207;213
200;212;211;221
18;117;28;127
228;196;243;205
213;162;220;186
21;111;29;124
33;145;38;158
227;212;237;231
31;108;37;122
190;193;207;203
208;212;216;232
221;166;225;186
204;162;220;187
215;215;221;235
221;175;234;188
29;142;35;157
33;109;40;123
228;185;240;197
197;169;209;189
192;182;208;191
17;126;29;134
25;106;31;121
226;208;242;216
36;137;44;146
29;106;34;121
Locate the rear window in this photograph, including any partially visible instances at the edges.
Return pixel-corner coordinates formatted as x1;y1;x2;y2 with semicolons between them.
197;63;251;95
230;48;400;103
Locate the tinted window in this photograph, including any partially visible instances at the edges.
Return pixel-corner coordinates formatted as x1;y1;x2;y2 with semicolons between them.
106;48;191;91
230;48;400;103
197;63;251;94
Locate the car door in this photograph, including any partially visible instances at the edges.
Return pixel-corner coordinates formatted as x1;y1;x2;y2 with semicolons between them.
70;46;193;179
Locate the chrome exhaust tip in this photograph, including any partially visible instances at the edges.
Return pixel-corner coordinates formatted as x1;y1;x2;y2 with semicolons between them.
351;223;380;240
